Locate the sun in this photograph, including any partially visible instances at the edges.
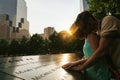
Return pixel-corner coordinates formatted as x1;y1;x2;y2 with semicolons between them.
66;29;72;35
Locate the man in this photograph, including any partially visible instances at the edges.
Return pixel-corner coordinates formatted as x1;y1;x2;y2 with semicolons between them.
62;11;120;79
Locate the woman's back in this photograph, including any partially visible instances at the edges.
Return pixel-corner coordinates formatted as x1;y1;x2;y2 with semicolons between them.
83;39;112;80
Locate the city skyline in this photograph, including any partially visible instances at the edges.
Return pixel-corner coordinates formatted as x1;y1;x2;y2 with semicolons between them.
0;0;89;37
0;0;28;28
0;0;30;40
25;0;81;35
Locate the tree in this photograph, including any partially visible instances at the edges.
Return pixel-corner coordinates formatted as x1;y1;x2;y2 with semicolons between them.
49;31;84;54
42;39;50;54
88;0;120;19
49;31;62;53
19;36;29;54
58;30;73;52
0;39;9;55
9;39;20;55
28;34;44;54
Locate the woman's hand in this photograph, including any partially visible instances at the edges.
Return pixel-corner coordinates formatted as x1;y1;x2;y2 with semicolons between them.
70;65;82;71
62;59;87;70
62;62;76;70
62;63;83;72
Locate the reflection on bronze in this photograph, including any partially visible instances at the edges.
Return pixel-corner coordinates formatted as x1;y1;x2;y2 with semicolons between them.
0;53;84;80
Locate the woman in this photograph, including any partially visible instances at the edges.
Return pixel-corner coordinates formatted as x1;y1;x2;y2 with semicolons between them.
62;11;112;80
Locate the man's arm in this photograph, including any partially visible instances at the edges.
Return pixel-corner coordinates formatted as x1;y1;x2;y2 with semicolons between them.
79;37;113;70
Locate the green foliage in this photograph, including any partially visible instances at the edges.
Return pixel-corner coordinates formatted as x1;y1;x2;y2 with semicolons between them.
42;39;50;54
19;36;29;54
49;31;84;53
88;0;120;19
49;31;63;53
9;39;20;55
0;39;9;54
27;34;44;54
0;32;84;56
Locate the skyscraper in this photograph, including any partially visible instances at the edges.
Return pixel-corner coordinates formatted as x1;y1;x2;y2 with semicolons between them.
0;0;27;27
80;0;89;12
0;14;12;40
44;27;55;39
0;0;29;40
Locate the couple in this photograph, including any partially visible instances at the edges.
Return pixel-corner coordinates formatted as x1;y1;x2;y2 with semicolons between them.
62;11;120;80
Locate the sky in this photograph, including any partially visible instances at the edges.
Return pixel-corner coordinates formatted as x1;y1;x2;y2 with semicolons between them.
24;0;80;35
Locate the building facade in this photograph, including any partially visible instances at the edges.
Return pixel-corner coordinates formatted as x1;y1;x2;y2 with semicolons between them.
44;27;55;39
80;0;89;12
0;0;29;40
0;14;12;40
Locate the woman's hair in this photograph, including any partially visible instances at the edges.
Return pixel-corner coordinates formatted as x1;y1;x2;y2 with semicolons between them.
72;11;98;38
75;11;96;28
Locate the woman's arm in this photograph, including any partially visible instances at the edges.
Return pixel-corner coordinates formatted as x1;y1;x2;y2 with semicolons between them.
88;33;99;52
64;33;99;70
79;37;112;70
62;58;87;69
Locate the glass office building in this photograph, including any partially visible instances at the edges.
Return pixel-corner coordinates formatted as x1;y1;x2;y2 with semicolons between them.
80;0;89;12
0;0;28;28
0;0;29;39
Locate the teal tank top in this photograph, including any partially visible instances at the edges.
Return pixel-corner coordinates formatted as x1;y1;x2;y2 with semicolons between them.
83;39;112;80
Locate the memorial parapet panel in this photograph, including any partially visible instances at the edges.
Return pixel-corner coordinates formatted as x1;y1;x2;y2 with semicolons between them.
0;53;84;80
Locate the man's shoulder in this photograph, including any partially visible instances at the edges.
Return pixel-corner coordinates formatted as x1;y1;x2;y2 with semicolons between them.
100;15;120;37
102;16;119;22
